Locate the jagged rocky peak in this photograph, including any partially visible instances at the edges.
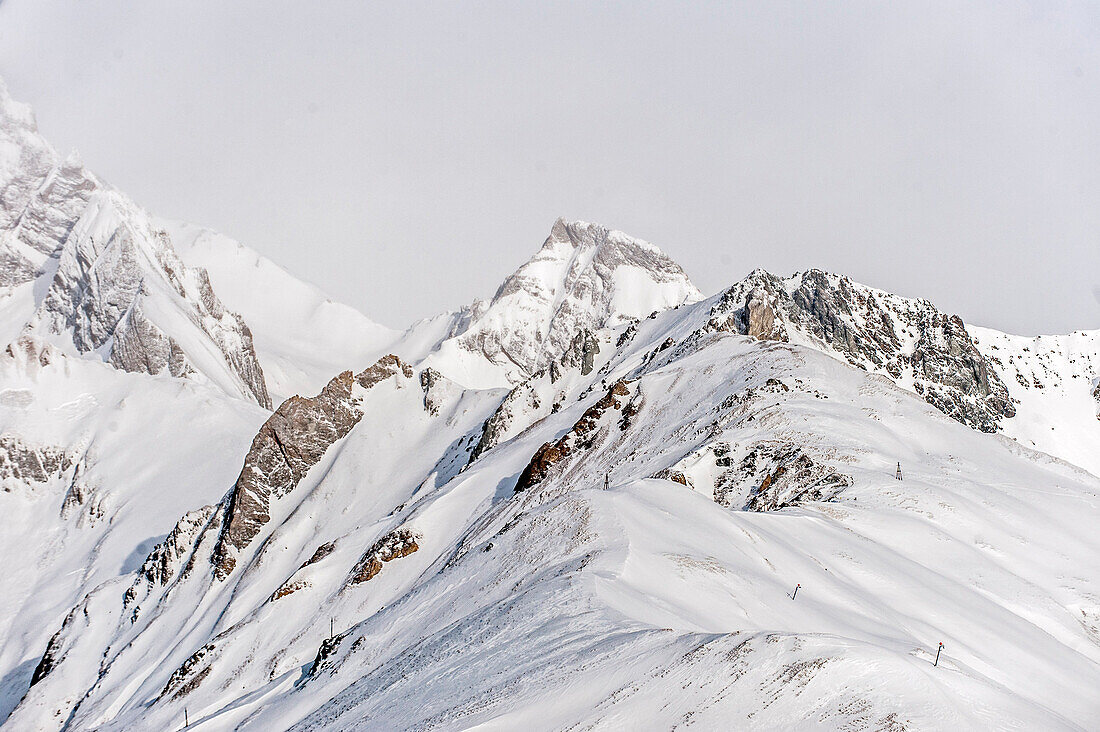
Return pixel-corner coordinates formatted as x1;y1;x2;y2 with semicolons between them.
0;79;271;407
705;268;1014;432
212;354;414;578
0;80;98;288
22;191;271;407
444;218;701;384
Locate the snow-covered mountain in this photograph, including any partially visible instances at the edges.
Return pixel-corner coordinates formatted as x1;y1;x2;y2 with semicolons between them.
2;81;1099;730
0;80;271;407
417;217;702;388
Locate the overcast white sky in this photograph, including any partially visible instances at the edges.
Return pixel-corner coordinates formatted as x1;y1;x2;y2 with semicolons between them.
0;1;1097;334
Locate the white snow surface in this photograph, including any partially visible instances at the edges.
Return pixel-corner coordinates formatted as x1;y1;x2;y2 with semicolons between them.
971;326;1100;477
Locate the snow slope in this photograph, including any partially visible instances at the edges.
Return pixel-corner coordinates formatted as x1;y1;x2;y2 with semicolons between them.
0;338;266;722
8;291;1100;730
170;222;400;404
971;326;1100;477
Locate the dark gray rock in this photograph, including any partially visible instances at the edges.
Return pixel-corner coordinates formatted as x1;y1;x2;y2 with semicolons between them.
703;268;1015;433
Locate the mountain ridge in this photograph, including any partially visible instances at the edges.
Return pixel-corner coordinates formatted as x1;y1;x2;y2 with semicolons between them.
2;80;1099;730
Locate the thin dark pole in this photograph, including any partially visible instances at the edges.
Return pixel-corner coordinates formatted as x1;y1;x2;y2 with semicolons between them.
330;617;334;641
934;642;944;667
791;583;800;600
185;708;188;728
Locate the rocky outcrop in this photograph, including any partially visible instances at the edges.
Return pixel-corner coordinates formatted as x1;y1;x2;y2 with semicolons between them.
270;542;338;601
742;446;850;511
211;355;412;578
704;269;1014;432
0;435;98;520
0;435;73;485
515;379;633;492
745;288;782;340
160;643;215;701
554;328;601;379
28;613;72;688
347;528;420;585
652;468;692;487
137;505;219;587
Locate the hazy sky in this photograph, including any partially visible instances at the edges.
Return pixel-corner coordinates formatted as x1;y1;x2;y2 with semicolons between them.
1;2;1097;334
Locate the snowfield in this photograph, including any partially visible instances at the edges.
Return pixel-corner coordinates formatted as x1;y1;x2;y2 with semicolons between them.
1;78;1099;731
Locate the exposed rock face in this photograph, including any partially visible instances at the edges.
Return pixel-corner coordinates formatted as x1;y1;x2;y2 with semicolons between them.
28;615;70;688
0;81;271;407
303;541;337;567
909;314;1014;431
515;379;633;492
431;219;701;385
0;435;99;521
420;367;445;415
347;528;420;585
705;269;1014;432
740;445;850;511
160;643;215;700
25;193;271;407
652;468;692;487
0;435;73;485
419;367;465;417
0;79;96;288
745;288;781;340
211;355;412;578
557;329;601;377
138;505;220;588
122;505;223;623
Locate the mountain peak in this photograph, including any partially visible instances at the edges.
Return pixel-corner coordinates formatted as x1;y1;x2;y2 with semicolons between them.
0;77;37;132
422;219;702;387
543;216;672;260
0;80;271;407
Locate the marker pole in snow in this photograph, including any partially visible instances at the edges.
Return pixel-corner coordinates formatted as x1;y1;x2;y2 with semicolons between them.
604;473;609;490
184;708;188;728
934;641;944;667
330;617;334;641
896;462;903;481
791;583;800;600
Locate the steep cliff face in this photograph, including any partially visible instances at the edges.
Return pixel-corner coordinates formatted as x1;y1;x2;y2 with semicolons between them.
0;79;89;289
212;355;414;577
0;81;270;407
704;268;1014;432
